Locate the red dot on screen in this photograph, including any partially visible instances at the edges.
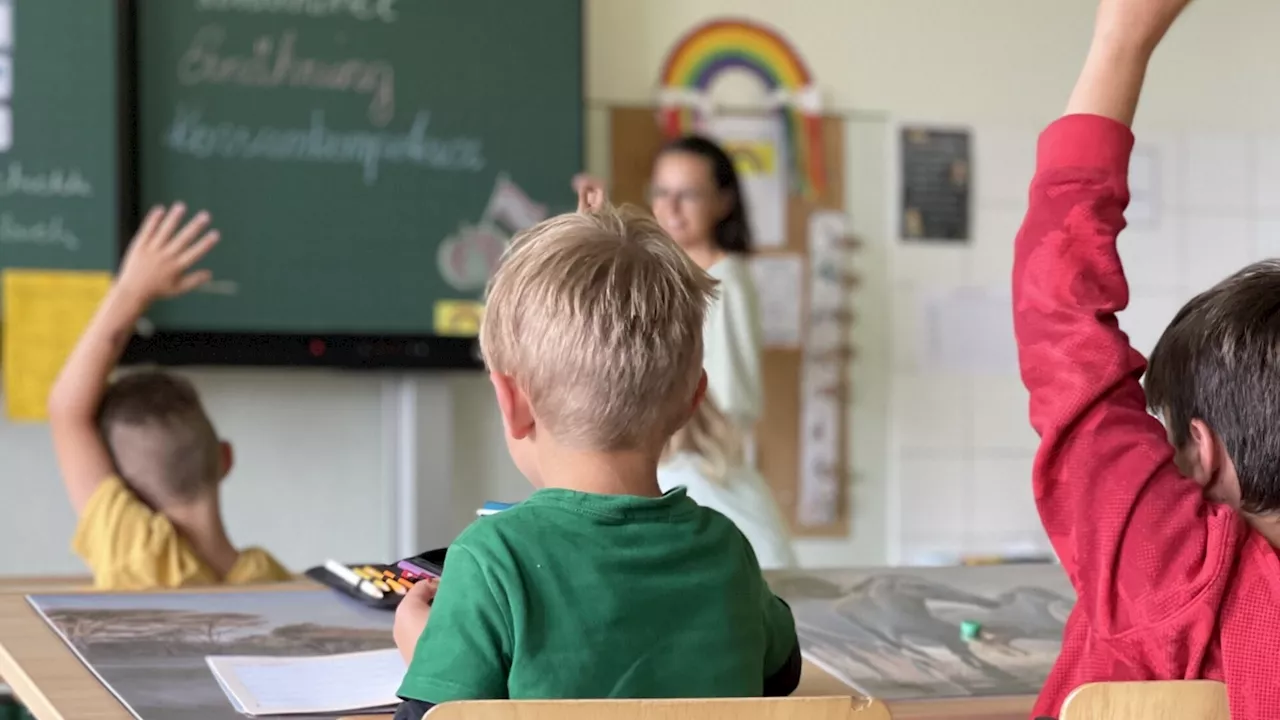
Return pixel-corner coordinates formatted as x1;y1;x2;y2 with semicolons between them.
309;340;325;357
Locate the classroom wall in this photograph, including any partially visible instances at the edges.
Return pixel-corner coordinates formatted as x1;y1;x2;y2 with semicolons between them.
4;0;1279;574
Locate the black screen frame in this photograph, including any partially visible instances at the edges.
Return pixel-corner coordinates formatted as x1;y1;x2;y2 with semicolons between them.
115;0;584;371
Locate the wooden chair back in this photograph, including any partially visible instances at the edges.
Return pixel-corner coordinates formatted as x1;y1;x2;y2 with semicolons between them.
1058;681;1228;720
421;696;890;720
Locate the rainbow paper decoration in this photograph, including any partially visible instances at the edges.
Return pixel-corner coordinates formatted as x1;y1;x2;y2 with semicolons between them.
658;18;825;198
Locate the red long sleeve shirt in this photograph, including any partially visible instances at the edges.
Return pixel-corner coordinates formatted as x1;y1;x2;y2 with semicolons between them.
1013;114;1280;719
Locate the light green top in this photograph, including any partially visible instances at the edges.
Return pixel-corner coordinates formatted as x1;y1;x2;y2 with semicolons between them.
398;487;797;703
658;453;797;570
705;255;764;428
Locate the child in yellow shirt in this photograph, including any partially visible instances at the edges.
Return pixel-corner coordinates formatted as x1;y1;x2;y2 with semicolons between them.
48;204;290;590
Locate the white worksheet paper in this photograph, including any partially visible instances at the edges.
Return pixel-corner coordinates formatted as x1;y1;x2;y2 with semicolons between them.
206;648;406;716
750;254;804;347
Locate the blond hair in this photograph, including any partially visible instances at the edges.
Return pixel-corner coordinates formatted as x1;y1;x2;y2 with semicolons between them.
662;394;744;484
480;203;718;451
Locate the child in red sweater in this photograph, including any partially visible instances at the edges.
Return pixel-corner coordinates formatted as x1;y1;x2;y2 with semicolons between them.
1015;1;1280;718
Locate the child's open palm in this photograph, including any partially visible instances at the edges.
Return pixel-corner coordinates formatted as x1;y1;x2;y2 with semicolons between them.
117;203;221;301
1094;0;1194;54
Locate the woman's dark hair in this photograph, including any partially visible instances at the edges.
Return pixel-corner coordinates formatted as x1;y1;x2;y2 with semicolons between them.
656;135;752;254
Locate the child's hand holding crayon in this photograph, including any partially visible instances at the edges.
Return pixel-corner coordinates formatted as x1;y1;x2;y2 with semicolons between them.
394;577;440;664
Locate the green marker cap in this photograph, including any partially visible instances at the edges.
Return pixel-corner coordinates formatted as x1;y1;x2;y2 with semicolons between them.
960;620;982;641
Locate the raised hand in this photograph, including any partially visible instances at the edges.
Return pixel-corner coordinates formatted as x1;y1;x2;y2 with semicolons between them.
117;204;221;302
1065;0;1194;125
1093;0;1195;57
48;204;219;514
573;173;606;213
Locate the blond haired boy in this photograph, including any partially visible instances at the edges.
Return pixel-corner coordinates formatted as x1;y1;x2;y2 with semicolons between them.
49;204;290;589
390;201;800;719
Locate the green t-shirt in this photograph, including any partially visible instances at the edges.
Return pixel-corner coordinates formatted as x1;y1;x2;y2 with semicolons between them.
398;487;797;703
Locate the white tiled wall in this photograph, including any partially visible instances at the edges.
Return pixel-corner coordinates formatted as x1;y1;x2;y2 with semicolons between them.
889;127;1280;565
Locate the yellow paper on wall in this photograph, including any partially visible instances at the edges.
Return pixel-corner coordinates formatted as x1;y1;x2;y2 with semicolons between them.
434;300;484;338
3;270;113;422
722;140;778;177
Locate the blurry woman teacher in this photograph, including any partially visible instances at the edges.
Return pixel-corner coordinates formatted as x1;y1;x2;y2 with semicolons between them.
574;137;795;568
575;136;762;432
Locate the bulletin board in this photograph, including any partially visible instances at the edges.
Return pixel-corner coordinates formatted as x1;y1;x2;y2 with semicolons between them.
609;106;852;537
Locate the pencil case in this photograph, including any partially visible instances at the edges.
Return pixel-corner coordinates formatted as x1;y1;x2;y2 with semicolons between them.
304;562;422;610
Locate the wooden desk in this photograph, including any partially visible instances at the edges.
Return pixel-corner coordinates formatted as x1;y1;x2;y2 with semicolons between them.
0;586;1035;720
0;577;90;595
0;576;91;707
0;582;309;720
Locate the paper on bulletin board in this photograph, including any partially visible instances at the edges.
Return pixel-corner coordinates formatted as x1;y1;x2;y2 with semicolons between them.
796;211;853;527
3;270;112;421
705;115;788;249
749;255;803;348
806;211;851;352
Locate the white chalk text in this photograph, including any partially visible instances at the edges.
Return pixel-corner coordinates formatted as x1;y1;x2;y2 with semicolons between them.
0;213;79;251
165;107;485;184
179;25;396;126
0;162;93;198
195;0;399;23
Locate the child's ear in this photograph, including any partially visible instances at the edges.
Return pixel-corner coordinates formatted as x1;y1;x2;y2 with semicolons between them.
691;371;707;414
218;440;234;482
1184;419;1220;485
490;372;535;440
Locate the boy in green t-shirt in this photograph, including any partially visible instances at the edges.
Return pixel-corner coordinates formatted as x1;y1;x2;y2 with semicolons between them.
390;199;801;718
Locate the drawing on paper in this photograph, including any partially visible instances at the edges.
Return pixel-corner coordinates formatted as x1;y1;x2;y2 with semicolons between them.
708;115;788;248
436;221;507;292
30;590;394;720
657;18;826;198
769;565;1072;700
437;173;547;292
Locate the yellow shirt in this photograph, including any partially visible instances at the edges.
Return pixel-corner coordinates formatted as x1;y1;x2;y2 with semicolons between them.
72;477;292;590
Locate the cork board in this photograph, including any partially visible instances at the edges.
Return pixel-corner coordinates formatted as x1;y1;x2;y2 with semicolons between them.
609;106;850;537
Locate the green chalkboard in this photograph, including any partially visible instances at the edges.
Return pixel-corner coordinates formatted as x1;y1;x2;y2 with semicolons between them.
134;0;583;343
0;0;122;280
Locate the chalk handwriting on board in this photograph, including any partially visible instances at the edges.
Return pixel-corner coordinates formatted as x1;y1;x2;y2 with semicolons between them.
180;26;395;127
0;213;80;251
164;108;485;184
195;0;400;24
0;162;94;198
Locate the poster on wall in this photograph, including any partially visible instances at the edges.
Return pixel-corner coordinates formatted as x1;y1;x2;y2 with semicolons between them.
749;254;803;347
706;115;789;249
797;211;856;527
657;17;827;199
900;126;971;242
